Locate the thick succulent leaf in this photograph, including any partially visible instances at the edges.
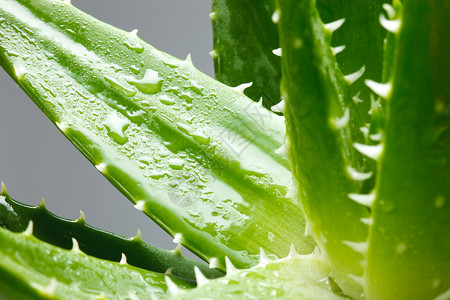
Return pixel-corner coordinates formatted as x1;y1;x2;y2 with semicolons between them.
316;0;387;117
365;1;450;298
0;190;224;281
211;0;281;109
173;250;347;299
0;226;193;299
277;0;372;298
0;0;315;269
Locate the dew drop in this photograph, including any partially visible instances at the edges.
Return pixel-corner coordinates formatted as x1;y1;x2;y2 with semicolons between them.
126;69;163;94
104;113;130;145
124;40;144;53
168;158;185;170
159;95;176;105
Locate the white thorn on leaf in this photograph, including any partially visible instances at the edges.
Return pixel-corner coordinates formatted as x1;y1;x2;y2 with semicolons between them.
173;233;183;244
165;276;180;295
380;14;401;33
344;65;366;85
324;18;345;32
348;192;376;207
233;82;253;93
258;248;270;267
272;48;282;57
346;166;373;181
360;126;369;139
209;50;217;59
332;108;350;130
353;142;384;160
130;29;139;37
38;197;46;208
132;228;142;241
365;80;392;99
134;200;145;211
209;12;216;21
119;253;127;265
225;257;238;275
304;217;312;237
165;267;174;275
185;53;193;65
343;240;368;254
13;64;26;80
24;220;33;236
331;45;346;55
95;163;107;173
209;257;219;269
352;92;364;104
77;210;86;223
272;9;280;24
382;4;396;19
55;122;69;133
370;132;383;142
271;100;285;113
194;266;208;286
288;244;299;258
360;217;373;226
71;237;80;252
63;0;71;5
0;181;8;196
274;137;290;156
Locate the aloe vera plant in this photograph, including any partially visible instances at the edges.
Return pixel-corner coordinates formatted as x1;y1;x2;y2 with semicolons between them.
0;0;449;299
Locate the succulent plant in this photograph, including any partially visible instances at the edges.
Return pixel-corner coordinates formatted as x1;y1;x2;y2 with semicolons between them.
0;0;449;299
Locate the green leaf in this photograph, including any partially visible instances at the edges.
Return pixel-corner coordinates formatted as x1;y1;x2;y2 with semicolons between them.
173;249;347;299
0;225;193;299
366;0;450;298
0;190;224;281
211;0;282;109
0;0;315;269
277;0;372;297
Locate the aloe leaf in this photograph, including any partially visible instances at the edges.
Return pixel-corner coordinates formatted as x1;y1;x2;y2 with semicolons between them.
365;1;450;298
277;0;374;297
0;0;315;269
173;249;347;299
0;190;224;281
211;0;281;109
0;225;193;299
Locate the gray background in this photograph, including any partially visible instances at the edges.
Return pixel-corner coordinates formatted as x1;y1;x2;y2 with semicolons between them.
0;0;213;259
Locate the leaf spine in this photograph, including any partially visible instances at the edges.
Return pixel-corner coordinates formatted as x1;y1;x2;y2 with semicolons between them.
346;166;373;181
164;276;180;295
258;248;270;267
119;253;128;265
272;9;280;24
0;181;8;196
132;228;142;241
352;92;364;104
165;267;174;275
24;220;33;236
331;45;346;55
38;197;46;208
130;29;139;37
194;266;209;286
332;108;350;130
185;53;193;65
382;4;396;19
380;14;401;33
233;82;253;93
272;48;282;57
344;65;366;85
324;18;345;32
288;244;300;258
271;99;285;113
95;163;107;173
209;257;219;269
76;210;86;223
71;237;80;252
343;240;369;254
365;80;392;98
348;192;376;207
134;200;146;211
225;257;238;275
353;142;384;160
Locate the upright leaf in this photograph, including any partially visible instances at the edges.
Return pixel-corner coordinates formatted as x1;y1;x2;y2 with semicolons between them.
366;1;450;298
0;0;315;270
211;0;282;109
277;0;374;297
